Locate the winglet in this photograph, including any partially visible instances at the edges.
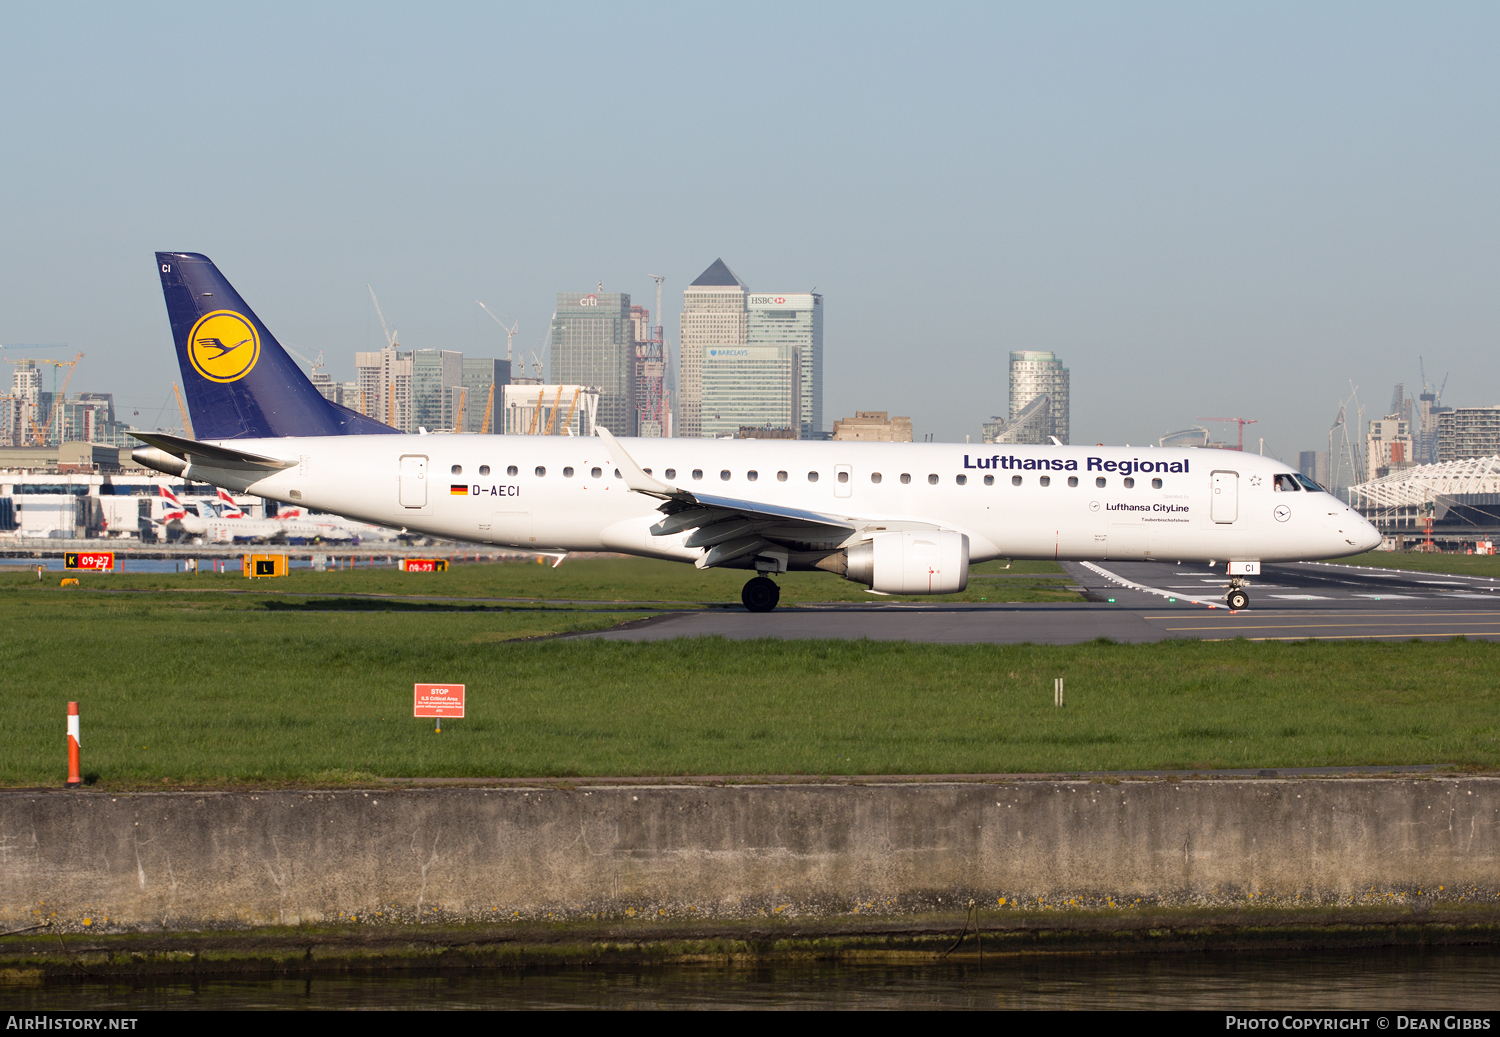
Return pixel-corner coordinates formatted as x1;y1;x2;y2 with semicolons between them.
594;426;690;502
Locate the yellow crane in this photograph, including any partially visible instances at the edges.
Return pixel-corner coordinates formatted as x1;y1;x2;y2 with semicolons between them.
543;386;564;435
454;387;467;432
481;380;496;434
5;353;83;445
560;387;581;436
172;383;194;439
527;389;544;435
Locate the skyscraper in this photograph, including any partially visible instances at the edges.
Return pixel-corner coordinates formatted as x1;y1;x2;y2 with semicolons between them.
700;343;800;439
747;292;822;439
550;291;635;436
460;358;509;433
1007;351;1070;445
679;259;747;439
411;348;463;432
355;346;413;431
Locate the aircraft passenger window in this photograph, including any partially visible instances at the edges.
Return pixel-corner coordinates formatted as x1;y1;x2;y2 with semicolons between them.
665;469;676;479
1040;476;1050;487
1123;477;1134;489
451;465;462;475
777;471;788;482
643;468;652;475
535;467;546;477
871;473;882;483
563;467;575;478
956;474;967;485
720;470;731;481
900;473;911;484
838;471;849;484
1012;476;1022;486
1096;477;1106;488
927;474;938;485
1151;478;1162;489
692;469;703;480
614;469;621;478
748;470;758;481
808;471;819;482
507;465;518;476
984;475;994;486
591;467;602;479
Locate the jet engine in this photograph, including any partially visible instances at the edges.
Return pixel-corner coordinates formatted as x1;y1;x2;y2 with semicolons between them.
821;530;970;594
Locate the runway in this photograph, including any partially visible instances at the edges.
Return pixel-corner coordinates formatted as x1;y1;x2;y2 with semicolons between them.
582;560;1500;645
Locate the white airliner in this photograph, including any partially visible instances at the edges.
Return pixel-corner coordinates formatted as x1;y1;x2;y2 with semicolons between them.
132;252;1381;611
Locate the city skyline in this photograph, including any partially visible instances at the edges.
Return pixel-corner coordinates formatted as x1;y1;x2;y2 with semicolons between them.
4;6;1500;460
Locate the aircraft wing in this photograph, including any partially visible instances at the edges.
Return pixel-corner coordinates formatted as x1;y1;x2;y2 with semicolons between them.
596;426;863;568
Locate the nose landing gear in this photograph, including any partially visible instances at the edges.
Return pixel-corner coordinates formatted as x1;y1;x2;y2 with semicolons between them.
741;576;781;613
1225;578;1250;611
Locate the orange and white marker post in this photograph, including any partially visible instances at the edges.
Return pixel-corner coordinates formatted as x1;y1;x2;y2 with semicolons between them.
65;701;82;787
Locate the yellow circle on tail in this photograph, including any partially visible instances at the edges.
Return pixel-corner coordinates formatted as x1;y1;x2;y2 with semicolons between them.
186;311;261;383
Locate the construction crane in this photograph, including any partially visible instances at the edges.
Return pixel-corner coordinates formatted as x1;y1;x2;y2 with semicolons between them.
560;386;581;435
527;389;544;435
454;387;467;432
172;383;194;439
5;352;82;445
40;352;84;444
476;302;518;370
1196;416;1258;451
544;386;564;435
284;347;325;375
367;285;399;349
481;380;496;435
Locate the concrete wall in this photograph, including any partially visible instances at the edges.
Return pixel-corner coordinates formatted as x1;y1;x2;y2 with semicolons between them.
2;779;1496;932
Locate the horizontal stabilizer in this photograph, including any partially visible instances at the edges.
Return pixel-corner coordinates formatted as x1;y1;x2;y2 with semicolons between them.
130;431;296;474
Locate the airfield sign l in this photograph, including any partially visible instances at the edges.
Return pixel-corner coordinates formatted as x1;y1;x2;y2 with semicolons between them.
414;684;465;718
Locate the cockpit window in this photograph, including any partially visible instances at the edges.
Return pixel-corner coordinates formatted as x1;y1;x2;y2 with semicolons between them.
1294;473;1325;493
1273;474;1301;492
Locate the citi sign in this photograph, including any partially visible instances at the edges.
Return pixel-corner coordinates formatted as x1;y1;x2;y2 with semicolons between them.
578;295;599;306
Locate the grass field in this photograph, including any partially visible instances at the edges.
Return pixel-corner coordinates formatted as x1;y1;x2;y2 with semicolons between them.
1322;551;1500;579
3;555;1080;606
1;553;1497;784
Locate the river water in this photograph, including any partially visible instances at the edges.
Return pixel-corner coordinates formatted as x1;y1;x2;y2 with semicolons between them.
7;947;1497;1010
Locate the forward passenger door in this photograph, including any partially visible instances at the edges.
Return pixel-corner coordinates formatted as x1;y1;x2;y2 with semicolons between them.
1211;470;1239;523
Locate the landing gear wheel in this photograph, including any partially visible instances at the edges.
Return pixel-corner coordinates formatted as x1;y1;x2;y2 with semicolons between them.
741;576;781;613
1227;589;1250;610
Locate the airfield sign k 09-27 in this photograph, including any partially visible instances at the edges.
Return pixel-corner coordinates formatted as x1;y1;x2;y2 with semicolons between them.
414;684;465;718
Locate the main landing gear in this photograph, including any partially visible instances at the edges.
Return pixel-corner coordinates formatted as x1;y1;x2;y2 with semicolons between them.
1225;578;1250;611
741;576;781;613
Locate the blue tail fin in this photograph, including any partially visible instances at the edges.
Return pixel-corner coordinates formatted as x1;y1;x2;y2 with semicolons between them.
155;252;402;440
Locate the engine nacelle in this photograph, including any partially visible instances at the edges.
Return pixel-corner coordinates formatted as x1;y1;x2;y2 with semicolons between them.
841;530;969;594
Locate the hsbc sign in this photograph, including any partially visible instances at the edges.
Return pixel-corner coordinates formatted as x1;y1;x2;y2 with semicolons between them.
748;293;817;309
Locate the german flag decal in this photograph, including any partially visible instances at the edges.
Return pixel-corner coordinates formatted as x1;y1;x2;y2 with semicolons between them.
450;484;469;496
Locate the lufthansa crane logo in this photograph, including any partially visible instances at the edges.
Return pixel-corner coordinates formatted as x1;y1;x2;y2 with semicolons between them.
186;310;261;383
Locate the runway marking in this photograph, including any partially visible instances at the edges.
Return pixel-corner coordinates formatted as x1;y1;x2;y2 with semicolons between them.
1268;594;1334;600
1352;593;1417;599
1162;618;1500;632
1147;610;1500;620
1200;631;1500;641
1077;562;1219;608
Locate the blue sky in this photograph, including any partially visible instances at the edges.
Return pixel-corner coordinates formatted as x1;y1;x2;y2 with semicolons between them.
2;2;1497;455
